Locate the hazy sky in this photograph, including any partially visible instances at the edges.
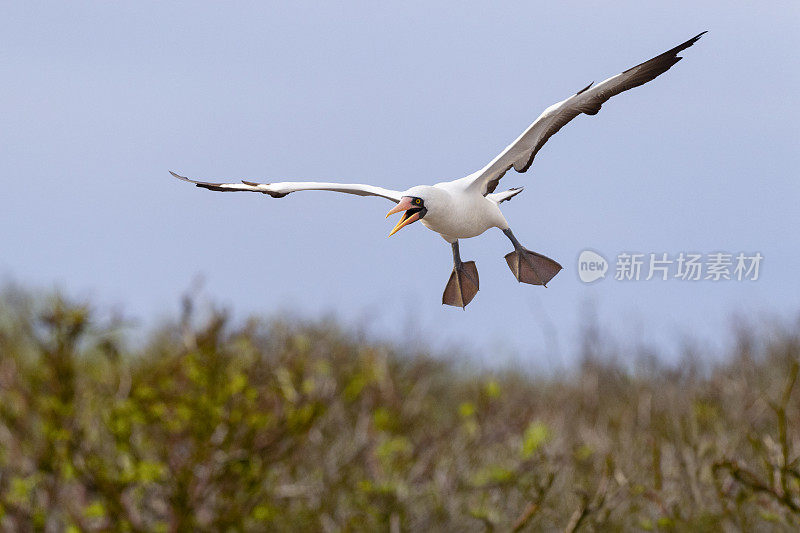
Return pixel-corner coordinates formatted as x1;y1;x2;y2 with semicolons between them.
2;2;798;365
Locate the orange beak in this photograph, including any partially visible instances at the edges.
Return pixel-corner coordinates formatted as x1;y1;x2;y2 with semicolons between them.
385;197;421;236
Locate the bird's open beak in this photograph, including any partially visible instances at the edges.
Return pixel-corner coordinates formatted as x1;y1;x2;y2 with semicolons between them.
386;197;422;237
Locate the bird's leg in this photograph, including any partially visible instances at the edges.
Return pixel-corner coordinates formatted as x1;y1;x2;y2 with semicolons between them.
502;228;562;287
442;241;479;308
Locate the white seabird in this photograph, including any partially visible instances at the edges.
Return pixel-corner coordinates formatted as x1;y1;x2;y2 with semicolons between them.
171;32;705;308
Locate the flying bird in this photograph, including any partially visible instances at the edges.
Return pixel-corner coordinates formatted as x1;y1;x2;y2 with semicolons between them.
171;32;705;308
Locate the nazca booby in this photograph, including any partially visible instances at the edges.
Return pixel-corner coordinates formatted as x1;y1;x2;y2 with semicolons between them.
172;32;705;308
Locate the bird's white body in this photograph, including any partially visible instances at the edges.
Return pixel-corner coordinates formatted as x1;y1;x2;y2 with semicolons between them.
405;181;509;243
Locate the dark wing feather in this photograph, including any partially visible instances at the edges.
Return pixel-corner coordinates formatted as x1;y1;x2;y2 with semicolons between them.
470;32;706;195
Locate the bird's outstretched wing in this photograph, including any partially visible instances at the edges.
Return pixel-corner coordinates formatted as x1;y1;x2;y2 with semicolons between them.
465;32;706;196
170;171;404;203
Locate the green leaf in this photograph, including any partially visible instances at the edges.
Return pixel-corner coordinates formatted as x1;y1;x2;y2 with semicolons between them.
522;421;551;458
484;379;501;399
459;401;476;418
372;407;395;431
84;501;106;519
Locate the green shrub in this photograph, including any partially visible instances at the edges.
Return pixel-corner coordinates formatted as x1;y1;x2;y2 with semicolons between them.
0;289;799;531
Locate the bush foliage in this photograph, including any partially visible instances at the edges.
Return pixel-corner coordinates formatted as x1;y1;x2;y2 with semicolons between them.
1;290;800;531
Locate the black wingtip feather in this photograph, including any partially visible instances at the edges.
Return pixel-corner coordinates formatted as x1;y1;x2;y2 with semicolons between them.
576;81;594;95
622;31;706;75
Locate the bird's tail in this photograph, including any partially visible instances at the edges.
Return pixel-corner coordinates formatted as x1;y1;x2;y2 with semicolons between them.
487;187;524;204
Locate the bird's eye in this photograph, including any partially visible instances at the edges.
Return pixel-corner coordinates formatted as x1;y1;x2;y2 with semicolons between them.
414;198;422;205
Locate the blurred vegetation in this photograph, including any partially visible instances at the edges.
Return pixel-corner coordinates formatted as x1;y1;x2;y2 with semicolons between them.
1;289;800;531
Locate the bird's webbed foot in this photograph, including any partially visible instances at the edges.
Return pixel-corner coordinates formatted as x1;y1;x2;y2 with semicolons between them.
505;248;562;287
442;261;479;308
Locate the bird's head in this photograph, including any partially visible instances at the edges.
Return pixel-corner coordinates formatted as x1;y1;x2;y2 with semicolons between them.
385;186;437;236
385;195;427;236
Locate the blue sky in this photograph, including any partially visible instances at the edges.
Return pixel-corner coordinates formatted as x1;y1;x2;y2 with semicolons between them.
2;2;798;364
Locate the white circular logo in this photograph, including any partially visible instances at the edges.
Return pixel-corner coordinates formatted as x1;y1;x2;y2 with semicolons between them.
577;250;608;283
